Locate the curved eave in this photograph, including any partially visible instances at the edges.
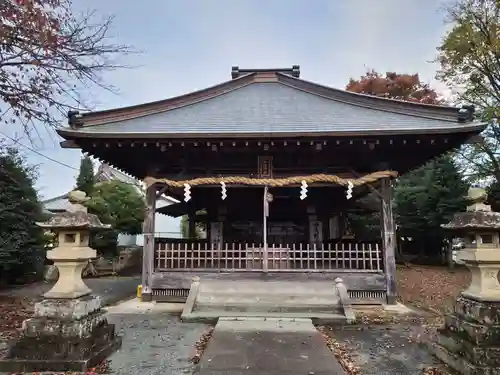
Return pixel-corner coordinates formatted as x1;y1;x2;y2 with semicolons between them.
57;122;488;140
442;224;500;230
36;223;112;230
73;73;257;126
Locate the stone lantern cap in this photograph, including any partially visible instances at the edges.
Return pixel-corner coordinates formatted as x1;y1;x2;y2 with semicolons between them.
441;211;500;231
442;187;500;232
36;190;111;231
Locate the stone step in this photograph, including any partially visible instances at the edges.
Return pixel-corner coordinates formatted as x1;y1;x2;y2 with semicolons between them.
181;311;348;325
198;291;338;299
181;279;354;324
197;302;342;314
196;295;339;305
198;281;335;294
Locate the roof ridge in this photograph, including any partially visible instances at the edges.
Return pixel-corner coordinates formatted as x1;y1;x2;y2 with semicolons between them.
276;73;463;122
42;192;70;203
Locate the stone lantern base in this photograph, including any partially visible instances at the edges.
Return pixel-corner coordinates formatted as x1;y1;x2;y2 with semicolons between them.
0;295;122;373
430;295;500;375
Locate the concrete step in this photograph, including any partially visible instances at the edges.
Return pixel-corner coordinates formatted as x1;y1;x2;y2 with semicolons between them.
196;295;339;305
181;279;355;324
197;302;342;314
182;311;348;325
198;281;335;295
198;291;338;299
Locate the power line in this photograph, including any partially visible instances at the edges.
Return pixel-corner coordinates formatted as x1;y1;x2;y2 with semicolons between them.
0;132;78;171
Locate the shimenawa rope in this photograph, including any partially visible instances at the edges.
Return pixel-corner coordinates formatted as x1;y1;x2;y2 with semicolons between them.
149;170;397;188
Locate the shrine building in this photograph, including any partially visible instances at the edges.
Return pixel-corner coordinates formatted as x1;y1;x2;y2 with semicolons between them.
57;66;486;304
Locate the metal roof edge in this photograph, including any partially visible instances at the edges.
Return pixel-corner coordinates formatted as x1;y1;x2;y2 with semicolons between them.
56;121;488;140
42;192;70;204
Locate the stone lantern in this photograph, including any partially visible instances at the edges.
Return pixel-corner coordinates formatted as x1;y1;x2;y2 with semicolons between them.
0;191;122;373
431;187;500;374
42;190;110;298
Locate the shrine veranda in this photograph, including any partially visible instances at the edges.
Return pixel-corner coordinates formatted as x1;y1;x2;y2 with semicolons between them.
56;66;487;304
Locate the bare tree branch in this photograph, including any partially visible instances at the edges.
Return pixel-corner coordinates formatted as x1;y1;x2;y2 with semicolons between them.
0;0;135;137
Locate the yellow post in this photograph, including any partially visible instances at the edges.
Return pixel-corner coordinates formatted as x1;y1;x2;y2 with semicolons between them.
137;284;142;300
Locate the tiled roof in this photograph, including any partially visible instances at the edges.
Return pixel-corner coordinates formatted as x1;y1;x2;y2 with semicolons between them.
42;193;73;212
43;164;177;213
95;163;141;187
57;69;485;139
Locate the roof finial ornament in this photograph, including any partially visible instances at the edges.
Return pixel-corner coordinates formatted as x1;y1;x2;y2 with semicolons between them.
457;105;475;123
230;65;300;79
67;110;81;127
466;186;491;212
67;190;89;213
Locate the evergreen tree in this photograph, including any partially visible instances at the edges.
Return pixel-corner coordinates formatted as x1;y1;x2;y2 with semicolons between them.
486;181;500;212
0;145;45;283
345;70;468;263
394;155;469;256
85;180;146;256
180;214;205;239
75;155;95;195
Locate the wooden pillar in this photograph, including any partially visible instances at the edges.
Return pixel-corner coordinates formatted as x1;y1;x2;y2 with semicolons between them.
380;177;397;304
188;212;196;239
206;222;211;243
141;180;157;302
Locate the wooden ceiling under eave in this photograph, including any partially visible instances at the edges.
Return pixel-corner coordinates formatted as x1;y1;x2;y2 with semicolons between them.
67;131;473;182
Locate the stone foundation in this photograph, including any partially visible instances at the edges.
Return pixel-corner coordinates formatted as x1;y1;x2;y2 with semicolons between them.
0;295;122;373
431;296;500;375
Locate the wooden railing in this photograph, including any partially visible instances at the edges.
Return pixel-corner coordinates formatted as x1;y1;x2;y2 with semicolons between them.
154;241;383;272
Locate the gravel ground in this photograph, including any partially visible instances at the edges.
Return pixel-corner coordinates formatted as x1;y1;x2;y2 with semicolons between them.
106;312;210;375
0;277;141;306
0;278;212;375
325;324;451;374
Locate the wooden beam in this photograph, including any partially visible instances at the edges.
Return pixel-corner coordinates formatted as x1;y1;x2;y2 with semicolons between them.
59;140;80;149
141;182;157;302
156;183;169;199
380;178;397;304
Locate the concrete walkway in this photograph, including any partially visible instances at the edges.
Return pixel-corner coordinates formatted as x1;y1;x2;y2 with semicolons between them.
199;317;345;375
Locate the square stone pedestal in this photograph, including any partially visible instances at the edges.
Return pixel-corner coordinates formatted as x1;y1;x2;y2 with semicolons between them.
0;295;122;373
430;296;500;375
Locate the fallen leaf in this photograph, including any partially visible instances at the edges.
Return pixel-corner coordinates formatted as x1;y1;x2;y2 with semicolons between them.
191;326;214;364
317;326;360;375
396;265;470;315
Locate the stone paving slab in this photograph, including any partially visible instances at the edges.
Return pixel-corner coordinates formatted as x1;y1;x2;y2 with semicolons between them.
199;317;346;375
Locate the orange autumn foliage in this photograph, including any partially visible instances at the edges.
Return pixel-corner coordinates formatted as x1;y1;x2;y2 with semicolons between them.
346;70;444;105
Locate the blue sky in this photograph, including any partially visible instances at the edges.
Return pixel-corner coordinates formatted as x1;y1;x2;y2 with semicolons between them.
3;0;451;200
